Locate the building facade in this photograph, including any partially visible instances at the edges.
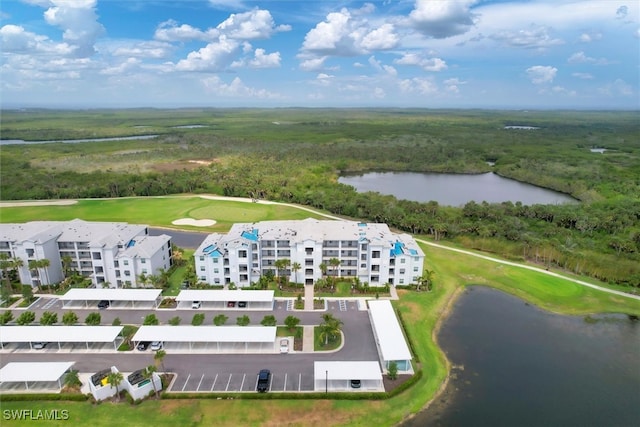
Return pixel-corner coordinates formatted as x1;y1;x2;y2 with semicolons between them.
194;219;424;287
0;219;172;288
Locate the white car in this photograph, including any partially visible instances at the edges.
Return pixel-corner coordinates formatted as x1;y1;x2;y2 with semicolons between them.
279;339;289;354
150;341;163;351
192;301;201;309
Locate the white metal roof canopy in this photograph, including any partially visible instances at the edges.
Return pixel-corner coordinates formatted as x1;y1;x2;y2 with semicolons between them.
0;326;123;343
368;300;412;361
60;288;162;301
0;362;75;383
314;361;382;381
133;326;276;343
175;290;274;302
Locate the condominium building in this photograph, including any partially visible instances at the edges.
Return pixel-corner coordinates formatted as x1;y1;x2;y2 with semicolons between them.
194;219;424;287
0;219;172;288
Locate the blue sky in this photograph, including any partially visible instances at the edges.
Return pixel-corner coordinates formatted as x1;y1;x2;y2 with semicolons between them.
1;0;638;108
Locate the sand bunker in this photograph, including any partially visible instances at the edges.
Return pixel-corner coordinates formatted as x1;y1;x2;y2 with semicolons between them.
0;200;78;208
172;218;216;227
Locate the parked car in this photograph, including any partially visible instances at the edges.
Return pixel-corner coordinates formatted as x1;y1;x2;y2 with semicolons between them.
256;369;271;392
137;341;151;351
227;301;236;308
150;341;163;351
279;339;289;354
350;379;361;389
238;301;247;308
97;300;110;309
32;342;48;350
192;301;201;309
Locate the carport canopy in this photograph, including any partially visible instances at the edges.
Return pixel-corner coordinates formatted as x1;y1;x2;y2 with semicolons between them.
0;362;75;390
0;326;124;350
175;290;274;309
133;325;276;343
314;361;383;391
60;288;162;308
368;300;413;372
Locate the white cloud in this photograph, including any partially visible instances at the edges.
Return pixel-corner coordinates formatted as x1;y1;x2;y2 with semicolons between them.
41;0;104;57
175;35;239;71
202;75;281;99
301;6;398;57
526;65;557;84
217;9;290;40
368;56;397;76
444;77;466;93
155;20;217;42
409;0;477;39
572;72;594;80
394;53;447;72
299;56;328;72
248;48;281;68
399;77;438;95
489;26;563;50
100;57;141;75
567;51;610;65
598;79;633;96
552;86;576;96
107;40;173;59
579;32;601;43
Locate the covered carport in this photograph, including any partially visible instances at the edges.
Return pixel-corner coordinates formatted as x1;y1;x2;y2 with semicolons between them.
0;326;124;351
175;290;274;310
314;361;383;392
60;288;162;309
132;325;277;353
368;300;414;373
0;362;75;392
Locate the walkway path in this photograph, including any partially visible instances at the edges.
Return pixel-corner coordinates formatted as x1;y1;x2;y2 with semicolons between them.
302;325;315;352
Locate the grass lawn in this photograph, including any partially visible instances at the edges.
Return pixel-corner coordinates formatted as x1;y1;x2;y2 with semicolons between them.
2;197;639;426
314;327;342;351
0;196;326;232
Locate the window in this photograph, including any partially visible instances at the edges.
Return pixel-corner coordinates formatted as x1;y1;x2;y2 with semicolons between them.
114;261;119;268
92;252;102;260
200;266;205;271
372;251;380;258
123;260;129;266
124;270;131;276
200;276;207;281
371;275;379;282
360;263;366;269
414;266;419;272
400;269;405;275
214;268;219;274
26;249;35;257
238;250;247;258
125;280;132;286
414;256;420;261
400;258;406;264
213;258;219;264
142;269;148;274
199;256;204;261
360;254;367;261
399;279;405;284
141;258;146;264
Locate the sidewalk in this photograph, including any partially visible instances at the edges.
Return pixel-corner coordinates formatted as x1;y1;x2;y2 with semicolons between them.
302;325;315;352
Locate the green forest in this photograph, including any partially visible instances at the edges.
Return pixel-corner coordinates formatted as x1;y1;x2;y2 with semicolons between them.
1;108;639;287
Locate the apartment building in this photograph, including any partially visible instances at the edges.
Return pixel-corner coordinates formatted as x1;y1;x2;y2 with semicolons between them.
194;219;424;287
0;219;172;288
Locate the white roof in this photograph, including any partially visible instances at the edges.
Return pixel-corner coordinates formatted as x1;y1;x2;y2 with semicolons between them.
0;326;123;343
133;326;276;343
60;288;162;301
176;290;274;302
368;300;412;361
314;361;382;381
0;362;75;383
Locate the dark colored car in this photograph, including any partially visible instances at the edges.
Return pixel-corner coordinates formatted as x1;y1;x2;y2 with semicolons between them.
256;369;271;392
350;379;361;389
227;301;236;308
137;341;151;351
238;301;247;308
97;300;110;309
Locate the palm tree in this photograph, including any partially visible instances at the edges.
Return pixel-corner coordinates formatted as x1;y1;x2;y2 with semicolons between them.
144;365;160;398
27;260;42;290
291;262;301;284
328;258;340;277
417;270;435;292
11;258;24;290
63;370;82;391
319;313;343;346
61;255;73;278
319;262;327;278
39;259;51;292
107;371;124;402
154;349;167;372
0;254;12;290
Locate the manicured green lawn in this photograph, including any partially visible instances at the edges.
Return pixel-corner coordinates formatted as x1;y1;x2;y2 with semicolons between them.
0;196;325;232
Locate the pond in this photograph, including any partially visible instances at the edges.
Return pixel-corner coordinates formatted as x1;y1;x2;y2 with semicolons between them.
338;172;576;206
403;287;640;427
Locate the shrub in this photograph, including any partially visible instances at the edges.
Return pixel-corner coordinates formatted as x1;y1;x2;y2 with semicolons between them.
236;315;250;326
168;316;181;326
16;310;36;325
85;312;101;326
260;315;277;326
191;313;205;326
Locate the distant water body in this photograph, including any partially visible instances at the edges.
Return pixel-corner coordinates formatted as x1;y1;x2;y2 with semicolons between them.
403;287;640;427
0;135;159;145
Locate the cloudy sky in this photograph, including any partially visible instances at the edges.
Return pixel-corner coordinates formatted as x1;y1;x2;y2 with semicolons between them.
1;0;638;108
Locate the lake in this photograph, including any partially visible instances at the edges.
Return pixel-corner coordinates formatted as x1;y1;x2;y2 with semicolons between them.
403;287;640;427
338;172;576;206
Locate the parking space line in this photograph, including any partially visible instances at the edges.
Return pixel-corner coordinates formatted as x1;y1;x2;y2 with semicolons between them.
298;373;301;392
283;373;287;392
181;374;191;392
196;374;204;391
225;374;232;391
211;374;218;391
240;373;246;391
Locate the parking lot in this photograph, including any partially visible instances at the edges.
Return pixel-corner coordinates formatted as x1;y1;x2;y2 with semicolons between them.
171;370;315;393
